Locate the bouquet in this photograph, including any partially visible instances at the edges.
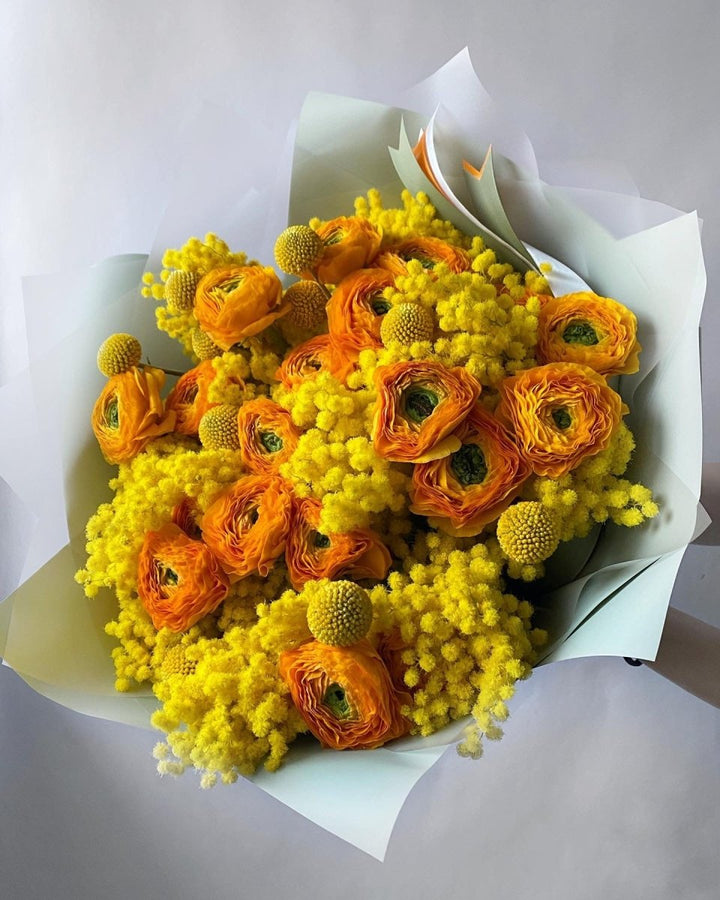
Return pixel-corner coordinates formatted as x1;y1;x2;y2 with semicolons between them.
0;52;706;858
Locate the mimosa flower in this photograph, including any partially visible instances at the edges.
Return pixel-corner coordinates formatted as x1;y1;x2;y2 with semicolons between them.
137;523;229;632
276;334;359;388
201;476;294;578
372;360;481;463
236;398;301;476
326;268;395;351
286;498;391;590
496;362;626;477
410;404;530;536
165;360;218;436
537;291;641;375
194;265;287;350
310;216;382;284
374;236;470;276
91;366;175;464
278;639;411;750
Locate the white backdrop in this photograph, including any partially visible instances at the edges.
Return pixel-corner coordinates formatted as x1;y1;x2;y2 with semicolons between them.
1;1;719;897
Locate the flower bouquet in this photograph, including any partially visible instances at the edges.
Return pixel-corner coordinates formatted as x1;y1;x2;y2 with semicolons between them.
0;52;706;858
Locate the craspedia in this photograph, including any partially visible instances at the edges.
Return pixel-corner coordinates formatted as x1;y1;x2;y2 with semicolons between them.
159;644;197;678
306;581;373;646
496;501;560;564
198;405;241;450
284;280;328;328
380;302;434;346
165;270;200;313
274;226;324;276
191;327;222;360
97;333;142;377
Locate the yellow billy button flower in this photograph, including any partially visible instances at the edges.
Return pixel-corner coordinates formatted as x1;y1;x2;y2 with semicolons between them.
97;333;142;377
191;327;222;360
307;581;373;647
159;644;197;678
380;302;434;346
165;270;200;313
274;226;324;276
198;405;241;450
496;501;560;564
284;280;328;328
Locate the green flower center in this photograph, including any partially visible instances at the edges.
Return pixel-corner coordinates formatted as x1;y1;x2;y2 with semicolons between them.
323;229;344;246
105;399;119;429
312;532;331;549
159;565;179;588
403;386;439;424
450;444;488;486
562;320;599;345
323;683;353;720
402;252;435;269
552;407;572;430
370;297;391;316
220;277;244;294
259;431;283;454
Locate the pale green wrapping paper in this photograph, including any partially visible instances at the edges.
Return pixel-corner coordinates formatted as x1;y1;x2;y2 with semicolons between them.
0;52;707;859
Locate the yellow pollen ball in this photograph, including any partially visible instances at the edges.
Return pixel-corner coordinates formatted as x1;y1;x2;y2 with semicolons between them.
160;645;197;678
274;226;324;276
380;302;434;345
306;581;373;646
97;333;142;377
191;327;222;360
284;280;328;328
198;405;241;450
165;270;200;312
496;502;561;564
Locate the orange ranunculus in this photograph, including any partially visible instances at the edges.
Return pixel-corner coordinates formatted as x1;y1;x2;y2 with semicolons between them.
201;475;293;578
137;523;229;632
193;265;288;351
278;639;411;750
537;291;642;376
91;366;175;464
236;398;301;476
308;217;382;285
496;362;627;478
326;268;395;352
165;360;219;436
171;496;203;540
276;334;359;388
410;404;531;536
372;361;481;463
374;237;471;277
285;497;391;590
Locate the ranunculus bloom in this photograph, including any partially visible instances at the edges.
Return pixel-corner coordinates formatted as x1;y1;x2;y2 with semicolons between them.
326;268;395;352
537;291;642;376
165;360;218;436
171;496;203;540
372;360;481;463
91;366;175;464
285;497;391;590
193;265;287;350
309;216;382;285
236;398;301;476
201;475;293;578
276;334;359;388
374;237;471;277
410;404;531;536
137;523;229;632
278;639;411;750
496;362;627;477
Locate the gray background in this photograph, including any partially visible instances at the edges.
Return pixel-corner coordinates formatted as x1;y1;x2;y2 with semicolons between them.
1;1;719;897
